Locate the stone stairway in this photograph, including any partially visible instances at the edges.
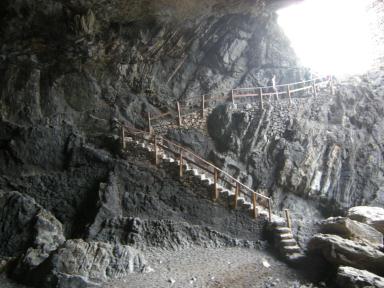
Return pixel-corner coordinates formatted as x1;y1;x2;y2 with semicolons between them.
270;221;304;263
123;135;274;221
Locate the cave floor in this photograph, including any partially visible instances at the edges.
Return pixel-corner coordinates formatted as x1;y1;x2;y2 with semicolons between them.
107;247;310;288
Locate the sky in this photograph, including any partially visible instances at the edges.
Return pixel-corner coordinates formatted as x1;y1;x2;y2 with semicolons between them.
277;0;376;77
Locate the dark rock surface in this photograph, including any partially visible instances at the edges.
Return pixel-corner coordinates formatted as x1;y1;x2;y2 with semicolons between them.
320;217;383;247
41;239;146;287
336;266;384;288
207;77;384;214
0;190;65;259
347;206;384;234
0;0;384;286
308;233;384;276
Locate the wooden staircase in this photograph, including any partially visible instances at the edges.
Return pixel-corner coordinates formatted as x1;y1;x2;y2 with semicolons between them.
122;131;276;222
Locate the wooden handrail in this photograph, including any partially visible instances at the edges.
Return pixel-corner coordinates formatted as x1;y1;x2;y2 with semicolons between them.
159;136;270;202
121;125;270;203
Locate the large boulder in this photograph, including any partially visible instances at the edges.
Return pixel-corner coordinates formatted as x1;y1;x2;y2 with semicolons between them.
0;190;65;258
42;239;146;287
320;217;383;247
307;234;384;276
336;266;384;288
347;206;384;234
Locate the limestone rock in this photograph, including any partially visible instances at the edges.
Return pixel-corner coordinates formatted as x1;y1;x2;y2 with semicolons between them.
307;233;384;276
347;206;384;234
320;217;383;247
336;266;384;288
43;239;146;286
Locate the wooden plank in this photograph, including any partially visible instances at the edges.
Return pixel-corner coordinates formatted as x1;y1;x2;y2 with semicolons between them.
213;168;218;201
147;112;152;133
284;209;292;228
177;101;182;126
290;85;312;93
253;192;258;219
121;126;126;150
154;136;159;166
312;80;317;97
201;95;205;117
151;112;172;121
234;182;240;209
179;151;183;177
287;85;292;105
268;198;272;222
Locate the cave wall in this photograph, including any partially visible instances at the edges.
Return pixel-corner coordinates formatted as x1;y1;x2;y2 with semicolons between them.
0;0;303;238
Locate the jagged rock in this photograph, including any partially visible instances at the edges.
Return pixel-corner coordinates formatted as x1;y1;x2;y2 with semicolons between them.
0;190;65;260
42;239;146;287
308;233;384;276
336;266;384;288
13;209;66;283
347;206;384;234
320;217;383;247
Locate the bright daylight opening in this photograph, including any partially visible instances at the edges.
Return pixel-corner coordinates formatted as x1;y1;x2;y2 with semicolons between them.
277;0;376;77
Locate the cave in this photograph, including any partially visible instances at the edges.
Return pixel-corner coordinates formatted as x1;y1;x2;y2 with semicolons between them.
0;0;383;287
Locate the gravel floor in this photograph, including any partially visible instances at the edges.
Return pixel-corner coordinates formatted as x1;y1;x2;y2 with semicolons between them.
107;247;312;288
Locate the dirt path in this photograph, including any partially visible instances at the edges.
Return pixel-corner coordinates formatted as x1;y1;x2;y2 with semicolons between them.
107;247;312;288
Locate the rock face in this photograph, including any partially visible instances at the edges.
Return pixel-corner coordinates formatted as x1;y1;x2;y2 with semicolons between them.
89;217;262;250
348;206;384;234
41;239;146;287
320;217;383;247
207;77;384;214
336;266;384;288
308;233;384;276
0;190;65;259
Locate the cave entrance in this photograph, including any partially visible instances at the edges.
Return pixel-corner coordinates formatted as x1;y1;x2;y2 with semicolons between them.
277;0;376;77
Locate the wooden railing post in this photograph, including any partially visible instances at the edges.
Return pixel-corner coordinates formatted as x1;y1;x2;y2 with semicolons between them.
147;112;152;133
259;88;264;110
234;182;240;208
287;85;292;106
154;135;159;166
231;90;235;105
201;95;205;118
329;76;335;95
252;192;258;219
268;198;272;222
284;209;292;229
179;150;183;177
121;126;126;150
177;101;182;127
213;168;218;201
312;80;317;97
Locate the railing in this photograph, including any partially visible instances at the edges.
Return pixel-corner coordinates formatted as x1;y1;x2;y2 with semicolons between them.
145;76;335;132
231;76;335;107
121;126;273;221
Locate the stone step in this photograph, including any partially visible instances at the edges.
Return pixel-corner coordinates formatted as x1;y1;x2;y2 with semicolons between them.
286;252;305;262
282;245;301;254
277;233;293;240
275;226;291;234
280;239;297;247
242;201;252;210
